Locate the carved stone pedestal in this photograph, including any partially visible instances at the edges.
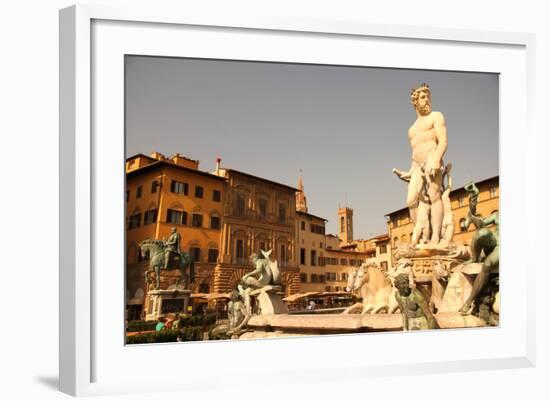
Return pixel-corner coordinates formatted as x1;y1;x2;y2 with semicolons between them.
145;289;191;321
392;243;471;313
250;285;288;315
439;262;499;312
439;268;475;312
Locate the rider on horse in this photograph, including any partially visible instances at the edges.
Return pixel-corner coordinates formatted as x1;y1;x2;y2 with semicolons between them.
163;227;181;269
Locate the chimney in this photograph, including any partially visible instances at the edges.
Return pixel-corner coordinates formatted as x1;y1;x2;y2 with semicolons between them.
215;157;222;174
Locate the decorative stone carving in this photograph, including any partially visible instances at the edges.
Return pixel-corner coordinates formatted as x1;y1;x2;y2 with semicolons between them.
237;249;288;316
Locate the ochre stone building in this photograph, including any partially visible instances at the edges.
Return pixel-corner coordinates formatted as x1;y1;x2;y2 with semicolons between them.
126;153;303;317
341;234;393;271
125;152;226;318
126;151;495;319
211;167;301;295
322;248;370;292
296;210;329;293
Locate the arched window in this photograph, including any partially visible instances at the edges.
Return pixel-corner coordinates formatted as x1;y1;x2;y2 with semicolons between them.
191;212;203;227
340;216;345;232
209;212;221;229
255;233;270;254
233;230;248;265
235;193;246;217
280;244;287;263
207;248;219;263
257;196;269;220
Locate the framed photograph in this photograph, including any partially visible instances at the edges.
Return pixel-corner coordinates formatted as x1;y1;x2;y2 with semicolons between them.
60;4;535;397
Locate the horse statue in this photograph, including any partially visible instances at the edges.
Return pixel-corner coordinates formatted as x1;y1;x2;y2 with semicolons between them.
139;239;193;290
344;262;399;314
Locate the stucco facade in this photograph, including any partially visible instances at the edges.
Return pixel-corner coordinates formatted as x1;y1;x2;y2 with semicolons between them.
125;152;227;318
213;168;301;295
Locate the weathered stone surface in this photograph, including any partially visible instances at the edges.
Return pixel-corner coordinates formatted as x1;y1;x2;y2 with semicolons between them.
439;262;499;312
238;331;310;339
250;285;288;315
435;312;488;328
461;262;499;275
245;311;487;335
247;313;403;332
144;289;191;321
439;271;474;312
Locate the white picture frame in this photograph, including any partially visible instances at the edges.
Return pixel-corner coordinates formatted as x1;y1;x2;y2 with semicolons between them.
59;4;536;397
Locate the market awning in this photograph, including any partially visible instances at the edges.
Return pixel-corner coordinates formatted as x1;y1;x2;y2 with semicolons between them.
282;292;321;303
318;291;355;297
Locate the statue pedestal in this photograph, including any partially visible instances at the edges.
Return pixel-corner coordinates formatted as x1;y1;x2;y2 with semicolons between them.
250;285;288;315
439;262;499;312
144;288;191;321
438;269;474;312
393;243;471;312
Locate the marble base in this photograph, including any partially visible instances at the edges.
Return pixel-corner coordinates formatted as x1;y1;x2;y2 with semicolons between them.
439;262;499;312
240;311;486;337
250;285;288;315
145;289;191;321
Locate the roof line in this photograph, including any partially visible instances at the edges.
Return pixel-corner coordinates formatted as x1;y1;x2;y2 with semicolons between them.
127;160;227;181
225;168;299;192
126;153;157;162
296;210;328;222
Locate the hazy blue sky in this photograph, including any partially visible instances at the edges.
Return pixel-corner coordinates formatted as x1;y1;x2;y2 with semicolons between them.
125;56;499;238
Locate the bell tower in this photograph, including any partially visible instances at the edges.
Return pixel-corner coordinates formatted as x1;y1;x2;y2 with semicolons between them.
338;207;353;244
296;170;308;213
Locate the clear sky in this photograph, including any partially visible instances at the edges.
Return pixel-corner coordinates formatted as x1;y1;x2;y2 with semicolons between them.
125;56;499;238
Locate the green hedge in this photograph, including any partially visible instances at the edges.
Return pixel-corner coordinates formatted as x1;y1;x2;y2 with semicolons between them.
126;314;217;332
126;320;157;333
126;327;204;344
182;314;216;327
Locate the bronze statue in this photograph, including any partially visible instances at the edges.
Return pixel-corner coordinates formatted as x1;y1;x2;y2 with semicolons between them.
477;284;500;326
163;227;181;269
227;290;251;337
459;182;499;314
139;228;192;290
394;273;439;330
